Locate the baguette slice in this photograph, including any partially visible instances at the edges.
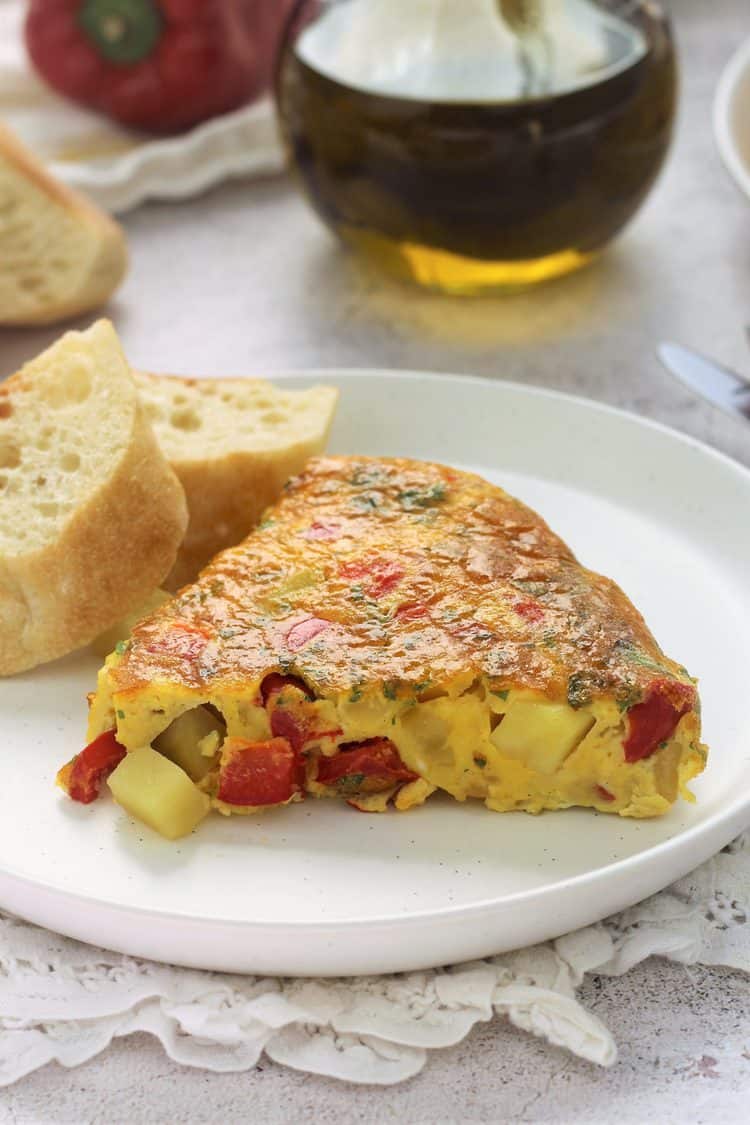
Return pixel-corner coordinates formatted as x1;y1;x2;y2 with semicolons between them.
0;122;128;326
134;372;338;589
0;320;188;676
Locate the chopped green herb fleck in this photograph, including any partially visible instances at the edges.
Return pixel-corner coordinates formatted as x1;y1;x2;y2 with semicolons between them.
349;686;363;703
491;689;510;701
514;580;549;597
352;493;379;511
616;682;642;712
567;671;604;710
219;628;238;640
116;709;125;720
613;639;670;676
474;755;487;769
414;680;432;694
397;483;447;510
658;740;669;749
114;640;129;655
383;682;398;701
349;468;382;487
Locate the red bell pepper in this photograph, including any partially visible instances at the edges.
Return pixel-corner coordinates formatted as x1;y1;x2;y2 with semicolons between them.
623;679;695;763
25;0;294;134
59;730;127;804
260;673;342;752
513;599;546;624
316;738;418;792
339;558;405;599
218;736;301;807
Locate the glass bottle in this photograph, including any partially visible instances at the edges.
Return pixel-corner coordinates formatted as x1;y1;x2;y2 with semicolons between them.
276;0;677;294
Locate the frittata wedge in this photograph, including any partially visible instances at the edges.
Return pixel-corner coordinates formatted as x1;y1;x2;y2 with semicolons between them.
59;456;706;838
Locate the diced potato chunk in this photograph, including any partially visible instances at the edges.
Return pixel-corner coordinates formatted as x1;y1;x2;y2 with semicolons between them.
490;698;594;774
108;746;210;840
154;707;225;781
92;589;170;657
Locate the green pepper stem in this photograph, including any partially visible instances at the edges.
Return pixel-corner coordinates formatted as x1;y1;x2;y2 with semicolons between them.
78;0;163;65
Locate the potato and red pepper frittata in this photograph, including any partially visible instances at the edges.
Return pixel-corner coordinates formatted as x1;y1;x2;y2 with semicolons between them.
59;456;706;839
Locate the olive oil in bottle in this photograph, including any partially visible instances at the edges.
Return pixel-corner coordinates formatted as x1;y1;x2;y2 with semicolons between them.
276;0;676;294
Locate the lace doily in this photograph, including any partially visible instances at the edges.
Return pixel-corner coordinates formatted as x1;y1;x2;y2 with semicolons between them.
1;833;748;1087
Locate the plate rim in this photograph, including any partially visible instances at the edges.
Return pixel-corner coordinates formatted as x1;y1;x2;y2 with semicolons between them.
2;368;749;937
713;35;750;200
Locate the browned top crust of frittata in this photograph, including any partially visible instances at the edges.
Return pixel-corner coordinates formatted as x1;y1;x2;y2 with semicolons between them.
111;456;693;708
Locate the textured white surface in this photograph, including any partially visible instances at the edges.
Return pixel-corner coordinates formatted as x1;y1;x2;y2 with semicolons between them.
1;0;749;1117
2;833;750;1093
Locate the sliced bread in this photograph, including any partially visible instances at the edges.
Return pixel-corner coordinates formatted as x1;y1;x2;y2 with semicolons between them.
0;122;128;326
0;320;188;675
134;372;339;589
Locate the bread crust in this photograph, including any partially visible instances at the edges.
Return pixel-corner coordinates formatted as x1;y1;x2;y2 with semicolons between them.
0;399;187;675
0;123;128;326
0;323;188;676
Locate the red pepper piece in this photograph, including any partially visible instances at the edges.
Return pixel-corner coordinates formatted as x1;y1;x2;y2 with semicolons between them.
339;558;404;599
261;673;310;752
269;704;341;754
514;599;545;623
62;730;127;804
260;673;340;754
218;737;300;807
269;707;307;755
623;679;695;763
316;738;418;790
25;0;294;134
595;785;616;803
284;617;330;652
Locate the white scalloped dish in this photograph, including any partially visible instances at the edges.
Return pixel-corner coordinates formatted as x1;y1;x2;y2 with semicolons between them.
50;98;286;215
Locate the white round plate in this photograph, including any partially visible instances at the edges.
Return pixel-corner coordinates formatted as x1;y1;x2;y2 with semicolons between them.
1;373;749;977
714;36;750;200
